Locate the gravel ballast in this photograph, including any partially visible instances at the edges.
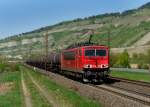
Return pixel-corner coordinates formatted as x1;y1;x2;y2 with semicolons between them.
25;64;149;107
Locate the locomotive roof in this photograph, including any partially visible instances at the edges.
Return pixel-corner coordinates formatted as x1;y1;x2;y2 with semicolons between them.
82;45;108;48
63;45;108;52
66;42;108;49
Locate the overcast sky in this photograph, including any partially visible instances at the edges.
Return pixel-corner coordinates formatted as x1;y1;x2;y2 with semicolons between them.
0;0;150;39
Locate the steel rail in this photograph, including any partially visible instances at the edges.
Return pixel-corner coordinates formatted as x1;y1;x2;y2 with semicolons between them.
109;76;150;87
91;84;150;106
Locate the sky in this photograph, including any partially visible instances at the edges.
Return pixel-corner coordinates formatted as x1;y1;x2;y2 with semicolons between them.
0;0;150;39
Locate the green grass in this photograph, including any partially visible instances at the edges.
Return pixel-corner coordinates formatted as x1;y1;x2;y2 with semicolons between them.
21;69;51;107
22;66;102;107
0;63;7;72
0;71;23;107
111;71;150;82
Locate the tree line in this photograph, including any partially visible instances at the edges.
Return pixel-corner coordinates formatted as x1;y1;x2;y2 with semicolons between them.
110;50;150;69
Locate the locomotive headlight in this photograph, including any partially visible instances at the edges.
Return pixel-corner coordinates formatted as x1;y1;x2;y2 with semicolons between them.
98;64;109;68
84;64;92;68
105;64;108;68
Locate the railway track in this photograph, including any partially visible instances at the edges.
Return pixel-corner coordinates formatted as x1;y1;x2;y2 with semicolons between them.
25;64;150;106
94;76;150;106
107;84;150;98
92;84;150;106
108;76;150;87
106;76;150;98
90;76;150;106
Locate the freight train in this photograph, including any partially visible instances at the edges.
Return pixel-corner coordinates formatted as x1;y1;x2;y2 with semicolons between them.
26;44;110;82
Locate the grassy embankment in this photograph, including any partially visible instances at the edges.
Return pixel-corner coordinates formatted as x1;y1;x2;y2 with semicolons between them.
21;66;102;107
0;63;23;107
0;63;102;107
111;71;150;82
21;69;51;107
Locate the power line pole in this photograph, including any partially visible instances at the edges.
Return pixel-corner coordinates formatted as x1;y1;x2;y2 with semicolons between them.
108;29;110;49
108;18;113;51
44;31;49;71
28;43;32;60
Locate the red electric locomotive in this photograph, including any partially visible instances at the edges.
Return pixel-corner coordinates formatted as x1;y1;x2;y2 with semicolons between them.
61;45;109;82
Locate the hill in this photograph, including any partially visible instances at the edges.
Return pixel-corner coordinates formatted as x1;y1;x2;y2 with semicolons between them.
0;2;150;59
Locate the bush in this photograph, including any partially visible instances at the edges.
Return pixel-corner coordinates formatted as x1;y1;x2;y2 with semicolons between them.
110;51;130;68
111;49;150;69
116;50;130;68
0;62;20;73
9;63;20;71
0;63;7;72
138;63;149;69
110;53;120;67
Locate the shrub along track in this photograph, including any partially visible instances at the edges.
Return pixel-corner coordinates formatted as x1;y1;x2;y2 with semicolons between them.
25;64;150;107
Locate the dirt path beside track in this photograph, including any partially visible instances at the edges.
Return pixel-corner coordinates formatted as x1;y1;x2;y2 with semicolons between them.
27;71;60;107
21;71;32;107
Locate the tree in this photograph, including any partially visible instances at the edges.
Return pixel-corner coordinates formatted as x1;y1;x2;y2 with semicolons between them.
116;50;130;68
132;53;138;59
110;53;119;67
147;50;150;72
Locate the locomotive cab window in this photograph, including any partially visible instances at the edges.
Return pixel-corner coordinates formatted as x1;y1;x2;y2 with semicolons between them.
85;49;107;56
96;50;106;56
85;50;95;56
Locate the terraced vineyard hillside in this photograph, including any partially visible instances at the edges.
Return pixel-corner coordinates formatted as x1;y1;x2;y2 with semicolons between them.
0;2;150;59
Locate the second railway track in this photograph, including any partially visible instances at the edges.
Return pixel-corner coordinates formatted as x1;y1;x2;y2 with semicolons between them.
109;76;150;87
92;84;150;106
92;76;150;106
107;76;150;97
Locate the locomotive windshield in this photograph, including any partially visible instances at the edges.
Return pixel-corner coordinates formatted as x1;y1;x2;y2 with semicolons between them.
85;50;95;56
96;50;106;56
85;49;107;56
